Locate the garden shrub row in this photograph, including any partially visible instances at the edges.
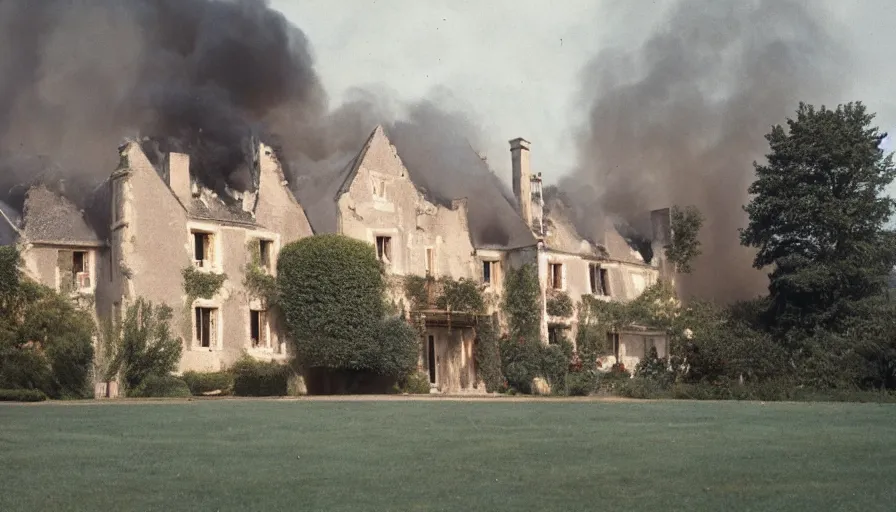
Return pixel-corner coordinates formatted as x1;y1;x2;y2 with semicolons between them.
0;388;48;402
231;356;291;397
181;371;234;396
129;374;192;398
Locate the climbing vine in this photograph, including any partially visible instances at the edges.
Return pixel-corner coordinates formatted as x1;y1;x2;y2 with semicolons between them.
546;291;573;317
243;240;277;306
403;275;485;313
501;264;542;341
182;266;226;301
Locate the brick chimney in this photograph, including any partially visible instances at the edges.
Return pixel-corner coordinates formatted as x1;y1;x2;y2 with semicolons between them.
510;137;532;226
167;152;192;205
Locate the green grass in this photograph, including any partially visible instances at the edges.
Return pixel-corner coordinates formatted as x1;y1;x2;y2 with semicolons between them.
1;399;895;511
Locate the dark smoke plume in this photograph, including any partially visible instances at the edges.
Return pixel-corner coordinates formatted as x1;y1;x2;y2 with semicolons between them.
562;0;849;302
0;0;326;200
0;0;508;244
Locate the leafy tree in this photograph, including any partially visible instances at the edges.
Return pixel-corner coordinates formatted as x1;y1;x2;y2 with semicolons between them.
277;234;417;378
0;248;95;398
665;205;704;274
741;102;896;335
116;298;183;393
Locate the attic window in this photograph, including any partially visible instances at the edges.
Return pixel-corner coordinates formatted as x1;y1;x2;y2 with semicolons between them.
589;263;610;296
376;236;392;264
425;247;435;276
549;263;564;290
373;178;386;199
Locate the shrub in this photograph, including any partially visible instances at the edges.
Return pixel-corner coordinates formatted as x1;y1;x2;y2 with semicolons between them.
182;371;234;396
231;355;290;396
566;371;598;396
397;372;431;394
499;335;542;394
616;378;671;399
280;235;408;376
119;298;183;394
1;279;95;399
597;367;631;393
540;344;570;393
474;317;503;392
435;277;485;313
0;388;47;402
130;374;191;398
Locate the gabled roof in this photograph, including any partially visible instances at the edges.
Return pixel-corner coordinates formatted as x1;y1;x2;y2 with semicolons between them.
295;125;537;250
21;185;101;245
294;128;377;234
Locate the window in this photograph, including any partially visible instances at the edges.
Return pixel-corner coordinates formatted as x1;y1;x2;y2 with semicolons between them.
589;264;610;296
192;231;214;268
482;260;499;286
549;263;564;290
258;239;273;270
72;251;90;289
195;307;217;348
376;236;392;264
250;310;268;348
425;248;435;276
548;325;568;345
607;332;620;360
373;179;386;199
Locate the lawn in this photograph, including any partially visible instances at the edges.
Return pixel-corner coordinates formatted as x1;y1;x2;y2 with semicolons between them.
1;398;895;512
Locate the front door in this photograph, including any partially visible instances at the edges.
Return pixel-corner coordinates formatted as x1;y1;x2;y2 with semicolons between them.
427;335;436;385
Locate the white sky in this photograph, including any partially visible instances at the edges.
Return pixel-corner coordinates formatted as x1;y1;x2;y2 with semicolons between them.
271;0;896;185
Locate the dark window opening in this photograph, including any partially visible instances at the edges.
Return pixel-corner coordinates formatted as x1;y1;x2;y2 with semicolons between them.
195;307;215;348
425;248;434;276
548;325;568;345
608;332;620;361
193;231;212;267
376;236;392;264
590;264;610;296
258;240;273;270
250;310;267;348
427;335;436;385
482;261;492;284
72;251;90;289
549;263;563;290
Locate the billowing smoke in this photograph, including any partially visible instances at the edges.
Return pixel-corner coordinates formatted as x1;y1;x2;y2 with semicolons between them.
561;0;849;301
0;0;504;242
0;0;327;202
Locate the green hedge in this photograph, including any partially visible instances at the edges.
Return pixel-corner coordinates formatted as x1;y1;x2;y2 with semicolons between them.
129;374;192;398
182;371;234;396
231;356;290;396
0;388;47;402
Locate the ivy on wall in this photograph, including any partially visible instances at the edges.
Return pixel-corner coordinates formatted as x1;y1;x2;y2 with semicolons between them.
546;291;573;318
243;239;277;306
182;266;226;301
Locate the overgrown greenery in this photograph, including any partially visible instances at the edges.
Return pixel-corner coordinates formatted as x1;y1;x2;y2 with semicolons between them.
473;316;502;392
0;247;95;399
741;101;896;336
182;371;234;396
115;298;183;394
502;264;541;341
182;266;227;300
545;291;573;317
0;388;47;402
665;205;704;274
231;355;290;396
243;239;278;306
278;235;418;380
403;274;485;313
129;374;191;398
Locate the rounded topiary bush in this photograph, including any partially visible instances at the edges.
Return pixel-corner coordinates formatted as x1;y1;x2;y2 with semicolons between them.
278;234;417;381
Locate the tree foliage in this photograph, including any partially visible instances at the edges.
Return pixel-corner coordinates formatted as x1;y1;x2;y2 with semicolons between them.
116;298;183;393
665;205;704;274
0;248;95;398
741;102;896;334
278;235;417;378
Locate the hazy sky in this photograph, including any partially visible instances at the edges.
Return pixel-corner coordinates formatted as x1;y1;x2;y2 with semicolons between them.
271;0;896;184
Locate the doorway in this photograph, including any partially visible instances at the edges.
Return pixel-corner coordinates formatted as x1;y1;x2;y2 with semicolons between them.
427;335;436;385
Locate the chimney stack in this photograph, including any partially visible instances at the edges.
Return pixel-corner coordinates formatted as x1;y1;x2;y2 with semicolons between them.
167;152;192;206
650;207;674;280
510;137;532;226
